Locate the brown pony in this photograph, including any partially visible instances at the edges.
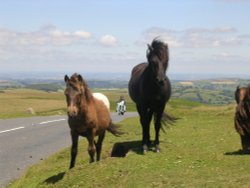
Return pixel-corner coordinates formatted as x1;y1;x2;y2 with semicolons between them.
64;73;122;168
234;85;250;153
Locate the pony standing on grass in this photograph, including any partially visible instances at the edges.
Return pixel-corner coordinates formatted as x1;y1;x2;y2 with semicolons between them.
64;73;122;168
234;85;250;153
128;38;176;153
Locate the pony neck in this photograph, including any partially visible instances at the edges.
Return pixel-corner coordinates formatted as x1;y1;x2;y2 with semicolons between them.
78;93;92;117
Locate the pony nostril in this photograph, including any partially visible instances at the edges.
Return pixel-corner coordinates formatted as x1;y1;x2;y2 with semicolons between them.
159;80;164;85
156;78;165;85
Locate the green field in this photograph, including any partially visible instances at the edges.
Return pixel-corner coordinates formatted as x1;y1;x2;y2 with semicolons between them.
0;88;134;119
7;91;250;188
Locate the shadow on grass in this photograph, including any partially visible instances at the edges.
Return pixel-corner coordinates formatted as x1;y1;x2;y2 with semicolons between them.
44;172;65;185
224;149;250;155
111;140;143;157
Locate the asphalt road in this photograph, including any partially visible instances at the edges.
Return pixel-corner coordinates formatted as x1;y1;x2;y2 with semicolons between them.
0;112;137;188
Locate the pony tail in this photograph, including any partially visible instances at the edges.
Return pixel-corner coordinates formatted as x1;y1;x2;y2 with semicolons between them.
160;112;179;133
107;122;125;136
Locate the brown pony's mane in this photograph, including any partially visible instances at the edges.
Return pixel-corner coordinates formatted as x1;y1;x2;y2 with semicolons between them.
235;85;250;119
234;85;250;153
67;73;93;102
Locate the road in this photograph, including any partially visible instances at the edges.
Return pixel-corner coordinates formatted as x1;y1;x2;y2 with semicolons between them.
0;112;137;188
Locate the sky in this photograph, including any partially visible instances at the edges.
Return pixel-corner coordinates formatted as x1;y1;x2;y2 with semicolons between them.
0;0;250;77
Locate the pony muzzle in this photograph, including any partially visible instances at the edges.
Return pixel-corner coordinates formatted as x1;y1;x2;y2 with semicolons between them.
67;106;78;117
156;77;166;86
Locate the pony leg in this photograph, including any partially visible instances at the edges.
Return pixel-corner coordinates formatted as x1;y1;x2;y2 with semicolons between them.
154;106;165;152
137;105;153;153
154;113;163;153
96;131;106;161
70;130;79;169
87;136;96;163
241;134;250;154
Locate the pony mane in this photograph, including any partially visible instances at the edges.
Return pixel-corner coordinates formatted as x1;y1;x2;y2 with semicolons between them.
69;73;93;102
147;38;169;70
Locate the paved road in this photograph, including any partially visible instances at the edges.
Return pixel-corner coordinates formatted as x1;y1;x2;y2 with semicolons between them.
0;112;137;188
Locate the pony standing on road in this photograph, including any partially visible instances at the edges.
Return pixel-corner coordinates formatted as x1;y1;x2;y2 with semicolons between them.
128;38;175;153
64;73;122;168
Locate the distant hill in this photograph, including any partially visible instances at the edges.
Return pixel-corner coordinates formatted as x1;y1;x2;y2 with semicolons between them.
1;77;250;105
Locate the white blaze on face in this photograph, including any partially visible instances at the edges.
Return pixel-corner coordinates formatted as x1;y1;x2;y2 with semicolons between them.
93;92;110;111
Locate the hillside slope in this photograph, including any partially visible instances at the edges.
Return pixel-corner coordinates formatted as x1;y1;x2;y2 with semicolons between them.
8;99;250;188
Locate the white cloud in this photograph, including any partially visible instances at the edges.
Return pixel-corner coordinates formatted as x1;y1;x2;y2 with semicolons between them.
0;25;92;47
213;52;238;59
99;35;118;47
139;26;247;48
136;27;181;48
74;30;92;38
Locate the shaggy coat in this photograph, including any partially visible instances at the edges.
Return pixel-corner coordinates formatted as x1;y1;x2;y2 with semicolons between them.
64;73;121;168
128;38;175;153
234;85;250;153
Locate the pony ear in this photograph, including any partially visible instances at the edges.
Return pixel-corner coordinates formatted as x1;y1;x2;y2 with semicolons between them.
77;74;83;82
146;44;152;57
64;75;69;83
147;44;153;52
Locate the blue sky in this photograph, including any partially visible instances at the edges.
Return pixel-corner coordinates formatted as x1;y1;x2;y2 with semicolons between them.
0;0;250;76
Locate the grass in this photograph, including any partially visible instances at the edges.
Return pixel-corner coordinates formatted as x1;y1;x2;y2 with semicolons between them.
8;97;250;188
0;89;66;119
0;88;135;119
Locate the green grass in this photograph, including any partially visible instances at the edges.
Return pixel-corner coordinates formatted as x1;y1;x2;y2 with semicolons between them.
8;98;250;188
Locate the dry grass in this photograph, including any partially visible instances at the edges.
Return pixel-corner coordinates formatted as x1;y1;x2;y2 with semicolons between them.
0;89;65;118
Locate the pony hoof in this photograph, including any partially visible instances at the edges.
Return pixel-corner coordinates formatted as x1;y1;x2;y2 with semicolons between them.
142;144;148;154
155;145;160;153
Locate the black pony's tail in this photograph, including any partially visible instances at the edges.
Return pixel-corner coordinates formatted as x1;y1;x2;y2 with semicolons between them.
160;112;179;133
107;122;125;136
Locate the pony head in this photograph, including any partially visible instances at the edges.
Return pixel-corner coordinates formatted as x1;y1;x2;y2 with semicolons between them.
147;38;169;86
64;73;91;117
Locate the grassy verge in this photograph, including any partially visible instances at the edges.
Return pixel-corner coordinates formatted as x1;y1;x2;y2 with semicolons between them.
8;99;250;188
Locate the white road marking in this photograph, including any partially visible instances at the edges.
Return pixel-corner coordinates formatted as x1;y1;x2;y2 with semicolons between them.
0;126;25;134
39;118;66;125
0;118;66;135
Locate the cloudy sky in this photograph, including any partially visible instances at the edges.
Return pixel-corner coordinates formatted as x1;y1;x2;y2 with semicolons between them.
0;0;250;76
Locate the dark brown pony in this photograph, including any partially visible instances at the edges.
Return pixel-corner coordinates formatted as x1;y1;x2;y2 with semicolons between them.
128;38;175;153
234;85;250;153
64;73;122;168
